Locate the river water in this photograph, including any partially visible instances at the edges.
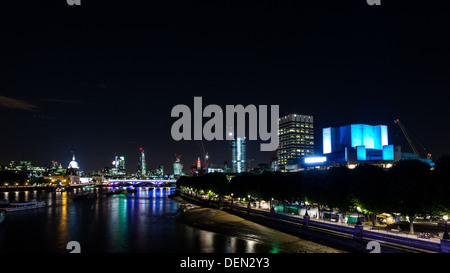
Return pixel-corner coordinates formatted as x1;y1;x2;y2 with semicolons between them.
0;187;343;253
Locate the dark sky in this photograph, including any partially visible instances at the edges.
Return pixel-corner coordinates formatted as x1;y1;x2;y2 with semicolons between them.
0;0;449;173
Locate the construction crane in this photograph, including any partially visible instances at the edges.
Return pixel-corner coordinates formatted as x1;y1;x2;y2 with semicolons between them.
197;140;208;165
394;118;431;160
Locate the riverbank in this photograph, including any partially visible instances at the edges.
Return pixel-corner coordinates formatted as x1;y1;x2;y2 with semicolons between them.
169;194;347;253
170;192;424;253
0;185;87;192
0;186;57;192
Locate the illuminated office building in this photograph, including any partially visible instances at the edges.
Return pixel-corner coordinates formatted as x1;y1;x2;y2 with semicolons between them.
173;156;184;176
137;147;147;178
112;156;119;169
155;165;164;176
110;155;126;176
119;156;125;172
277;114;314;171
232;137;246;173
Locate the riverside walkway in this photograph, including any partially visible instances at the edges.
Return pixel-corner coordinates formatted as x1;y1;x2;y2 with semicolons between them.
233;202;442;243
177;191;450;253
229;202;443;253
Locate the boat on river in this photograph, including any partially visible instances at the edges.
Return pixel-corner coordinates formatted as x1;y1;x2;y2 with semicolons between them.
2;200;46;212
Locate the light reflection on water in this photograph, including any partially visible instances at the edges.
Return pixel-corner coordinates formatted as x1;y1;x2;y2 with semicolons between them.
0;187;277;253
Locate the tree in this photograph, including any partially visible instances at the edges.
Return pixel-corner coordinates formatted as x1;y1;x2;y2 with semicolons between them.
0;171;28;186
303;169;327;218
176;175;192;190
386;159;436;234
350;164;388;226
204;172;229;196
230;172;249;199
34;176;50;185
432;154;450;215
258;170;277;209
323;165;355;215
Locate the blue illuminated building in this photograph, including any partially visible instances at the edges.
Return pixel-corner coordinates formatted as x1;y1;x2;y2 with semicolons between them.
322;124;398;167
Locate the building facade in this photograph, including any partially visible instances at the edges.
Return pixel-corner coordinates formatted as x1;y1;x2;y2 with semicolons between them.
232;137;246;173
137;147;147;178
322;124;396;167
110;155;126;176
277;114;314;171
173;155;184;176
67;154;80;184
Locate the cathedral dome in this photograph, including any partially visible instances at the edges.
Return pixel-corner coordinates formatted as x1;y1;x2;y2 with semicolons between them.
68;154;79;169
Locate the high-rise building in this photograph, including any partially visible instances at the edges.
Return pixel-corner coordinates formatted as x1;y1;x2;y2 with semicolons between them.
277;114;314;171
154;165;164;176
197;157;201;170
173;154;184;176
232;137;246;173
112;156;119;168
118;156;125;173
137;147;147;178
110;155;126;176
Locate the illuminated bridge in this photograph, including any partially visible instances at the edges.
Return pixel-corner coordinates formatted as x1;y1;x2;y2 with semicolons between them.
105;178;177;187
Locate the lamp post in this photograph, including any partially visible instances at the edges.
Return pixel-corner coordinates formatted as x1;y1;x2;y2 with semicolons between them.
444;215;449;240
303;201;309;217
356;206;362;225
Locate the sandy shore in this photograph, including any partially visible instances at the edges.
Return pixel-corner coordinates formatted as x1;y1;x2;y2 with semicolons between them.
170;194;347;253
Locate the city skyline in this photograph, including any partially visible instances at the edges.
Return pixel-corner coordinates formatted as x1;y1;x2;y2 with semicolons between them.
2;0;450;259
1;1;449;173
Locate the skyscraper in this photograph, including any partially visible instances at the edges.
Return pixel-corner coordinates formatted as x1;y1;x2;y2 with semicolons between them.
277;114;314;171
137;147;147;178
232;137;246;173
173;154;184;176
110;155;126;176
118;156;126;173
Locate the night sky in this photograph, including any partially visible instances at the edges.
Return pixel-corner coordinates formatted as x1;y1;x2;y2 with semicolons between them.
0;0;449;173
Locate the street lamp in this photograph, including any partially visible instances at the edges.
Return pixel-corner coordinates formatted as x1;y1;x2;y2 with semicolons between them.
356;206;362;225
304;201;309;217
443;215;449;240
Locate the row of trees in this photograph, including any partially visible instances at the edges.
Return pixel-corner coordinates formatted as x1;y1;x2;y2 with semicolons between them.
177;156;450;234
0;171;50;186
177;172;230;197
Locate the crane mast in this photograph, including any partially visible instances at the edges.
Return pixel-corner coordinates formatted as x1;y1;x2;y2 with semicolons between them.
394;119;420;157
